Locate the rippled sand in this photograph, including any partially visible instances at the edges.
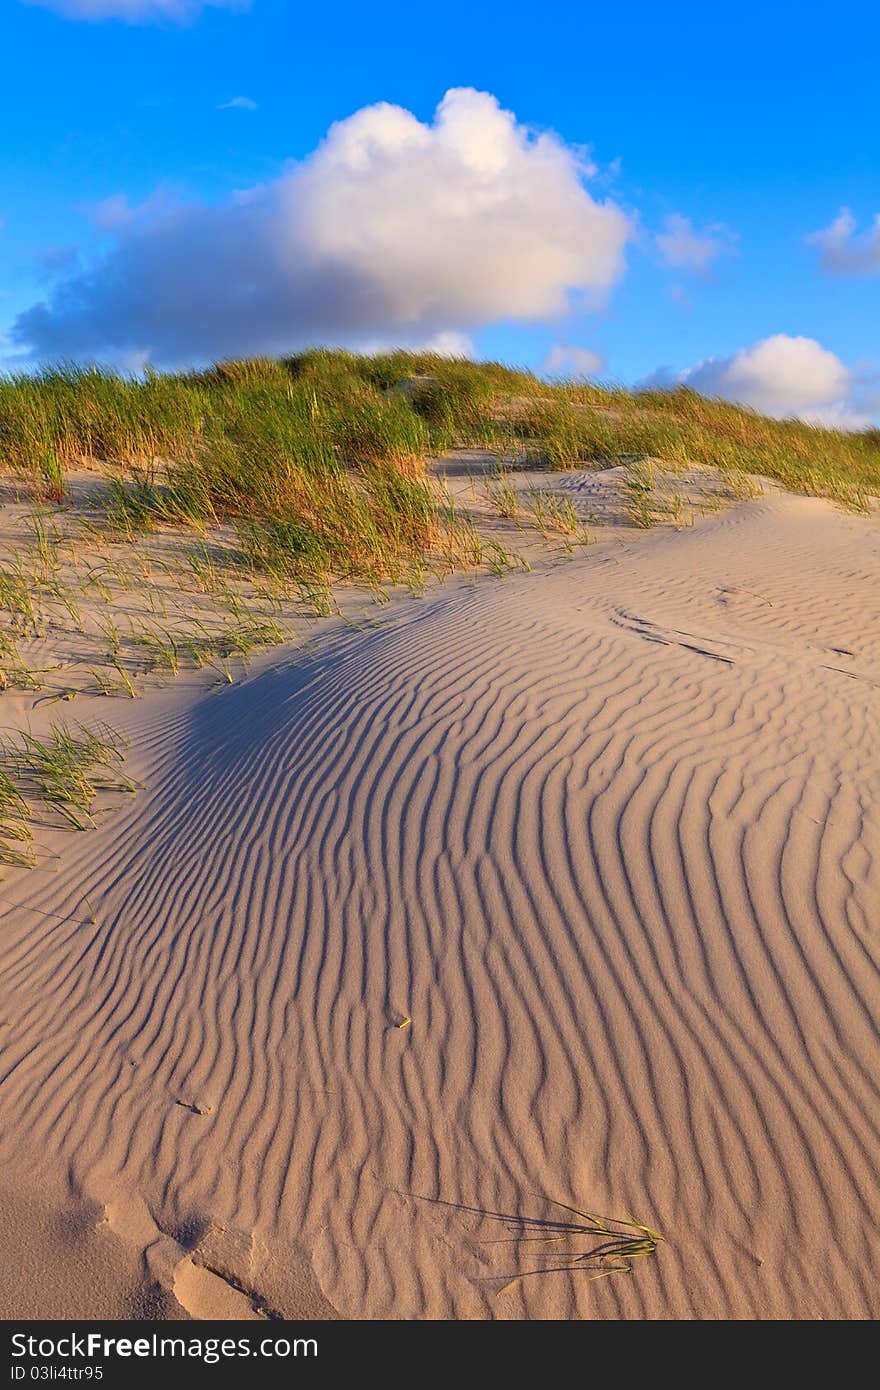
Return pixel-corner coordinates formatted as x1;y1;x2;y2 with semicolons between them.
1;491;878;1319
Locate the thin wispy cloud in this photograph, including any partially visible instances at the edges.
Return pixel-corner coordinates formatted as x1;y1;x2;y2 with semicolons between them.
655;213;736;276
217;95;258;111
542;344;604;379
35;245;81;276
23;0;248;23
12;88;632;368
806;208;880;275
644;333;872;428
82;188;177;231
668;283;692;308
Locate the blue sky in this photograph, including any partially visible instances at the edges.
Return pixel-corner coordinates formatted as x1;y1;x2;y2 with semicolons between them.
2;0;878;423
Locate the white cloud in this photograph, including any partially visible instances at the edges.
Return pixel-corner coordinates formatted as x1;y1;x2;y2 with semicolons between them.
806;207;880;275
684;335;850;414
12;88;632;368
542;344;604;379
358;330;476;358
416;331;475;358
805;399;876;430
646;334;874;428
23;0;246;20
655;213;735;275
218;95;258;112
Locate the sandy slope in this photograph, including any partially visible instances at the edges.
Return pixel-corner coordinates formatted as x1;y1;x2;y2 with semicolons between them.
0;491;878;1319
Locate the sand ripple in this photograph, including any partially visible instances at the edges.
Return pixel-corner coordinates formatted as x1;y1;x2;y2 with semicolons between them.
1;494;878;1318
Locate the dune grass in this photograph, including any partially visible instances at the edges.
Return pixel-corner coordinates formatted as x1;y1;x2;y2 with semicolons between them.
0;354;875;576
623;461;660;529
494;1197;664;1282
0;768;34;869
535;1198;664;1277
0;720;135;869
0;353;875;877
1;721;136;831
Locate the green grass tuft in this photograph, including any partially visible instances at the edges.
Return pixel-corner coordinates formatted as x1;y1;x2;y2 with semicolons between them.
498;1197;664;1282
0;721;136;835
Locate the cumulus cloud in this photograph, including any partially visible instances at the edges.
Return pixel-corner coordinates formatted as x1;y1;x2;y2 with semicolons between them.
655;213;736;275
542;344;604;379
11;88;632;368
23;0;246;21
645;334;873;428
806;208;880;275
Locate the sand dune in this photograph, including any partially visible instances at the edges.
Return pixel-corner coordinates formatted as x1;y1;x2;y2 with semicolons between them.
1;491;878;1318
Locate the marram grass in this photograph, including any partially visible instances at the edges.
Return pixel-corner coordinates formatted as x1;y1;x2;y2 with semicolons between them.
0;720;136;868
0;354;876;569
497;1197;664;1282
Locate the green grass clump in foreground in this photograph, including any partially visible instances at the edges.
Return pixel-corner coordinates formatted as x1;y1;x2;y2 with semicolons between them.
1;721;136;831
0;721;136;870
0;353;877;580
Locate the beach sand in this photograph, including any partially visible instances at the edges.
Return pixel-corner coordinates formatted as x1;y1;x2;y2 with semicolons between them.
0;485;878;1318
